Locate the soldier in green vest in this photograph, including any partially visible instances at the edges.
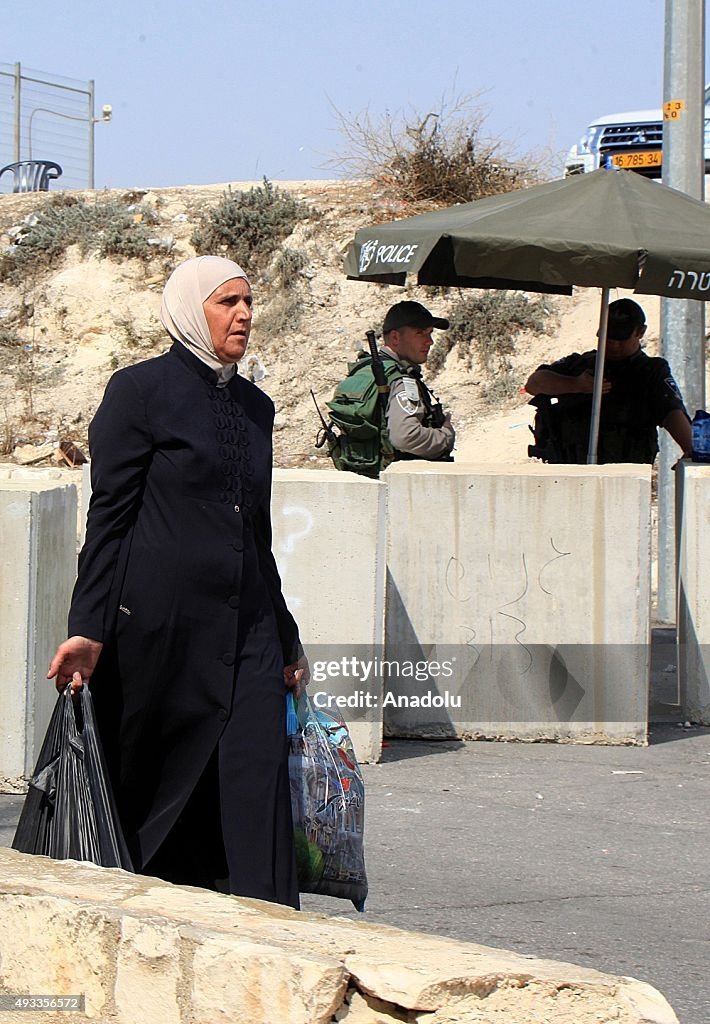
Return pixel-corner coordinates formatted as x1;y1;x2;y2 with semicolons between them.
380;301;456;462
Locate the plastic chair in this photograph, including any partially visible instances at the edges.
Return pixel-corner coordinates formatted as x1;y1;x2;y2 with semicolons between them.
0;160;63;193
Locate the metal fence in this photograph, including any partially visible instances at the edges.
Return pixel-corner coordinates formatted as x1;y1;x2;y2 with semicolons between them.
0;62;105;193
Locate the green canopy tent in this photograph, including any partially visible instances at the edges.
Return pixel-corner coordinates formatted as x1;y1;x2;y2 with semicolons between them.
344;168;710;462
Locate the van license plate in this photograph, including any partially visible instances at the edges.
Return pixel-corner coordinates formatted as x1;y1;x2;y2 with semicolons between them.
612;151;662;169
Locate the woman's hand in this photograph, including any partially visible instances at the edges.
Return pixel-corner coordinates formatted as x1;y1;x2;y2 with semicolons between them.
47;636;104;694
284;654;310;699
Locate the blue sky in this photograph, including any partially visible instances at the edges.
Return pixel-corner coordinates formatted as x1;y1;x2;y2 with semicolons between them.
4;0;707;189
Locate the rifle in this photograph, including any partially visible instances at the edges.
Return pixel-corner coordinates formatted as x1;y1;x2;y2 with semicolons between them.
418;381;446;428
310;389;340;451
407;369;446;429
366;329;390;424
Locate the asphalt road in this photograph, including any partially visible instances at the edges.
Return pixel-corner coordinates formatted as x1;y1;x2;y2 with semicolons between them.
302;726;710;1024
2;725;709;1024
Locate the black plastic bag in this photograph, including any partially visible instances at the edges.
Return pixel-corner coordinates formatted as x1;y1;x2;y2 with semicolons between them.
288;694;367;910
13;685;133;870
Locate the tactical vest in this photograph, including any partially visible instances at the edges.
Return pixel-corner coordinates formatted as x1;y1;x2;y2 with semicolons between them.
528;394;659;464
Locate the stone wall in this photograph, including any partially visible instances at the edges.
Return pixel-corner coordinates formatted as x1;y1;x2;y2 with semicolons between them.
0;849;678;1024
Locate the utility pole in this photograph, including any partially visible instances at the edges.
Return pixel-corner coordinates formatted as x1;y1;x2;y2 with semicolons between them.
657;0;706;623
88;80;95;190
13;62;21;162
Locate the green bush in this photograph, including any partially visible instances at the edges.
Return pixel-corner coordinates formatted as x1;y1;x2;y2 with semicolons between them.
0;194;163;282
428;291;553;398
191;179;309;276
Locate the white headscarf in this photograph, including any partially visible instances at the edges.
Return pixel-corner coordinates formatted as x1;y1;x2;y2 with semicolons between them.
160;256;250;385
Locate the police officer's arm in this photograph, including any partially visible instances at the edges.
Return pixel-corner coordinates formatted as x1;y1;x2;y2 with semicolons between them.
386;377;455;459
649;360;693;456
661;410;692;456
525;368;610;396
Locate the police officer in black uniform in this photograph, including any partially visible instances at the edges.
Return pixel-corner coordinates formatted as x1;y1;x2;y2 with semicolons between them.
524;298;692;464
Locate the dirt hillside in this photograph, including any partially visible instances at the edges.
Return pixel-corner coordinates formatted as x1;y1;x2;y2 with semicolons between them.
0;180;664;469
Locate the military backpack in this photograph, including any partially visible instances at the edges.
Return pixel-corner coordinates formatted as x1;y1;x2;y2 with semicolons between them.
316;354;404;479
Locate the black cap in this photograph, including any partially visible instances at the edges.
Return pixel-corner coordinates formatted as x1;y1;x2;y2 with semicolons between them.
383;301;449;334
607;298;646;340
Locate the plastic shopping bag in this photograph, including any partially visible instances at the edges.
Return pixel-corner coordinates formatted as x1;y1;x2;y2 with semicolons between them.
13;685;133;870
287;692;367;910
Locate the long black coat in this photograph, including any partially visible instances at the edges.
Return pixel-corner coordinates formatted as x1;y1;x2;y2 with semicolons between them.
68;341;300;867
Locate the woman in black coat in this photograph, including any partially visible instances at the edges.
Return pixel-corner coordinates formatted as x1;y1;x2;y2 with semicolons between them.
48;255;308;908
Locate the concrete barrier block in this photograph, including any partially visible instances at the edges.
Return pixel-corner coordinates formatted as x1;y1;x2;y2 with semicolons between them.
272;470;387;762
676;461;710;723
0;465;64;480
0;483;78;790
383;463;652;744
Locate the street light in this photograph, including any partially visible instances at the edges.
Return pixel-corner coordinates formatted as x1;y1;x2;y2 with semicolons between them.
27;102;112;188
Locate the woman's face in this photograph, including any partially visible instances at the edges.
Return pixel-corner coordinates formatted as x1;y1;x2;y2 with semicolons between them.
203;277;253;363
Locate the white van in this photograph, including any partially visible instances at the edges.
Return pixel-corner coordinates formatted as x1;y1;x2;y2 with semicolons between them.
564;86;710;177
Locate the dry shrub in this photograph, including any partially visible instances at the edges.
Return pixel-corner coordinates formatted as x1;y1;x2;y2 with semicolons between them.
267;247;311;291
254;292;302;340
331;92;538;207
0;326;22;350
0;408;15;455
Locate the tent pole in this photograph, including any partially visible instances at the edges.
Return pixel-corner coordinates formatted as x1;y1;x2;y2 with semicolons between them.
587;288;610;464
